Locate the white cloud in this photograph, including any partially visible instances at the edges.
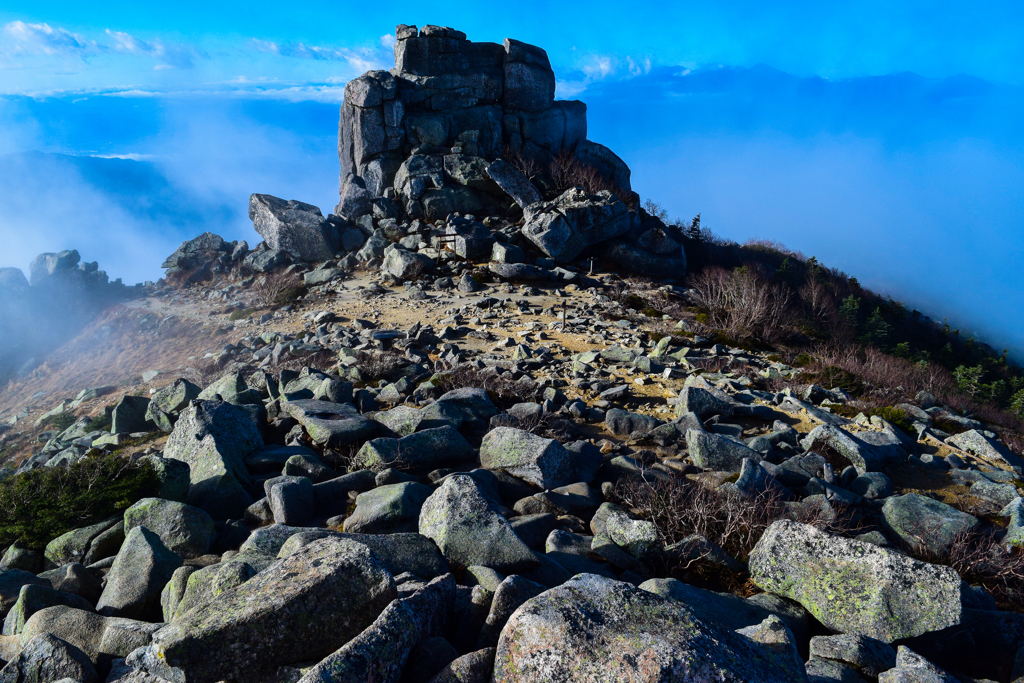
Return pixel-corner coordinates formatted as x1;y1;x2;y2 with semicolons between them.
250;37;389;73
379;34;396;50
582;55;614;79
1;21;93;56
104;28;198;68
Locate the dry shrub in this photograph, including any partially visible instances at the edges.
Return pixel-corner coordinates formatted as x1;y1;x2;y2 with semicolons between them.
689;266;792;343
614;474;787;562
905;527;1024;612
547;151;634;205
502;145;542;181
355;351;406;384
253;271;301;309
435;364;523;408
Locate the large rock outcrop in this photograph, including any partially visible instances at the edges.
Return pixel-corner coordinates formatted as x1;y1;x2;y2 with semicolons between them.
336;24;632;223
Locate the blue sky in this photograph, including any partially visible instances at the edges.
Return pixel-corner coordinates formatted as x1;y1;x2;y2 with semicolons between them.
0;2;1022;356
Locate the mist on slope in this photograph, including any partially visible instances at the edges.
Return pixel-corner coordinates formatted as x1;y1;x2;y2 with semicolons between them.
0;96;340;286
0;64;1021;357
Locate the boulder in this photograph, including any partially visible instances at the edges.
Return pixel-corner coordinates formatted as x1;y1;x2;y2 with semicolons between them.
41;563;102;605
878;646;958;683
381;244;434;280
476;575;545;648
802;424;905;473
573;139;632;194
164;400;263;520
521;188;631;263
485;160;540;209
249;194;335;263
604;408;661;436
0;571;49;618
281;400;379;449
269;477;315;526
2;584;92;636
160;233;231;277
881;493;980;556
96;527;182;622
421;388;497;433
809;634;897;679
640;578;808;644
493;573;805;682
748;521;964;642
419;475;538;574
343;482;434;534
480;427;586;489
110;396;151;435
947;429;1024;470
686;429;761;471
19;605;161;665
676;386;733;419
296;574;455;683
135;537;398;683
145;380;201;433
353;426;475;473
0;633;98;683
426;647;495;683
604;241;687;280
123;498;215;559
603;507;660;559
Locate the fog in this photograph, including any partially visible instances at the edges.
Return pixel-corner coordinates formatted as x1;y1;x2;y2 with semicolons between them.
0;64;1021;357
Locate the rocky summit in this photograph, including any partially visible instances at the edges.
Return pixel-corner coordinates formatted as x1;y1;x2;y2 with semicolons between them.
0;22;1022;683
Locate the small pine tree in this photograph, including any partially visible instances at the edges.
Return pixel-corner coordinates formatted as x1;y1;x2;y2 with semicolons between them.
861;308;893;347
1011;388;1024;419
839;295;860;328
954;365;985;398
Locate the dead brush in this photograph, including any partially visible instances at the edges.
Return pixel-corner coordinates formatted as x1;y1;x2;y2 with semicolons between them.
614;473;788;562
252;271;301;309
435;364;523;408
354;351;406;384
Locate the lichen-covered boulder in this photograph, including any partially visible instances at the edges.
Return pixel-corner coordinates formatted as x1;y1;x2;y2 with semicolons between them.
96;527;182;622
0;633;98;683
296;574;454;683
44;517;122;568
135;537;397;683
343;482;434;534
877;646;959;683
20;605;161;665
353;426;475;473
419;475;538;574
145;379;201;433
0;571;49;618
801;424;905;473
881;493;980;556
480;427;580;489
493;573;806;682
281;400;379;449
685;429;761;472
2;584;92;636
641;578;809;646
164;400;263;520
749;521;964;642
809;633;897;679
124;498;215;559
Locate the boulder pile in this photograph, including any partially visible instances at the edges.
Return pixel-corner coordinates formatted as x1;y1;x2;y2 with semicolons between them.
0;22;1021;683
